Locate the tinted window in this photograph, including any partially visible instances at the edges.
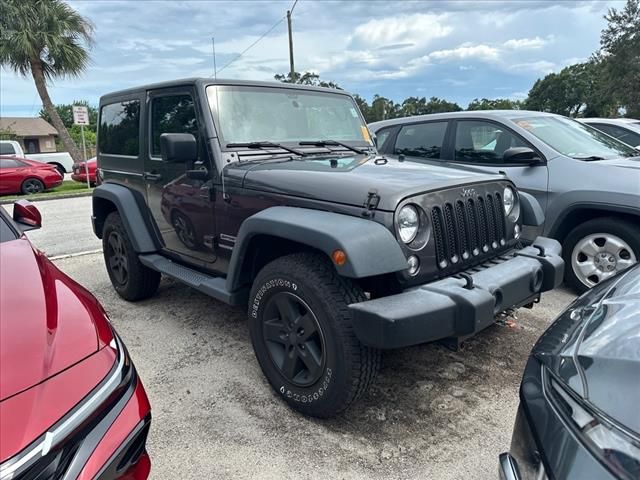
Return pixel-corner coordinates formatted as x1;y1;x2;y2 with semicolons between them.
0;214;17;243
98;100;140;156
374;127;393;150
592;124;640;147
0;158;23;168
394;122;447;159
455;120;526;164
151;94;199;157
0;143;16;155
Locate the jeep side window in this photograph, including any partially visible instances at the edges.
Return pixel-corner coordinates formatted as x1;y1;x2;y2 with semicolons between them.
454;120;527;164
98;100;140;156
394;122;447;159
150;94;200;159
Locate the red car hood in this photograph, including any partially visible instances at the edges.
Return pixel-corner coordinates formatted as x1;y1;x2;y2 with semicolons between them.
0;238;100;401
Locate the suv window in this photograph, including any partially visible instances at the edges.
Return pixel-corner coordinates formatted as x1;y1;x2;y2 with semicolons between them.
591;123;640;147
151;94;199;157
394;122;447;159
455;120;527;164
0;143;16;155
98;100;140;156
374;127;393;150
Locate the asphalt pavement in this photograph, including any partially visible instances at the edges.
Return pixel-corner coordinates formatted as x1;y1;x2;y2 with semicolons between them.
20;196;577;480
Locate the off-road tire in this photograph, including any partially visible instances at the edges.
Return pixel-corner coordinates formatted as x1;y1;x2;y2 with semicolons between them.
248;252;381;418
102;211;161;301
563;217;640;294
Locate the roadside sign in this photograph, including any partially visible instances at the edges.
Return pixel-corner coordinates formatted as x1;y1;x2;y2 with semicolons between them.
73;105;90;125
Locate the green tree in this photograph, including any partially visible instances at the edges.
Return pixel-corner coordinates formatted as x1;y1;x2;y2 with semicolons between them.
370;95;401;121
525;62;612;117
0;0;94;162
597;0;640;117
467;98;523;111
274;71;341;89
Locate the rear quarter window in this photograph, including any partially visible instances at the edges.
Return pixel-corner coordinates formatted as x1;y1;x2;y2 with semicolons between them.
98;100;140;156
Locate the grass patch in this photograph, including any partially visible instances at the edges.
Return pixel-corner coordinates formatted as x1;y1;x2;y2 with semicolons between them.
0;180;93;204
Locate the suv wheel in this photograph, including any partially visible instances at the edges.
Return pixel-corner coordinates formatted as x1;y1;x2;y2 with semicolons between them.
248;253;380;418
564;218;639;293
102;212;161;301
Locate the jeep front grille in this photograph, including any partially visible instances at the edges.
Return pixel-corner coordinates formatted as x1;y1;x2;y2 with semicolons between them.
432;192;507;269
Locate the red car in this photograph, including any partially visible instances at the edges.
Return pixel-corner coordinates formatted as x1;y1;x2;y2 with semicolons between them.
0;201;151;479
71;157;98;186
0;156;63;195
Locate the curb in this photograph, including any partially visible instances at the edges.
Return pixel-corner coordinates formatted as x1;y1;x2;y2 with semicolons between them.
49;248;102;261
0;190;93;205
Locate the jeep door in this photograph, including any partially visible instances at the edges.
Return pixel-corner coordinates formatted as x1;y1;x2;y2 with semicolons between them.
143;87;217;266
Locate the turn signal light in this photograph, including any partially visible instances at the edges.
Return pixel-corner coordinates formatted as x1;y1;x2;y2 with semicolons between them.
332;249;347;266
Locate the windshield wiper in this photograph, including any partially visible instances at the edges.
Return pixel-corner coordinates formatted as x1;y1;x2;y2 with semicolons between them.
299;140;366;154
572;155;605;161
226;141;307;156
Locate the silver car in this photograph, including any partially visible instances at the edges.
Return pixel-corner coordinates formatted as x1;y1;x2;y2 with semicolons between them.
370;111;640;293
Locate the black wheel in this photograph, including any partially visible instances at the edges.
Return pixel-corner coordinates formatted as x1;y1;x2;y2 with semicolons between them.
52;164;65;176
21;178;44;195
563;217;640;293
171;210;198;250
102;212;161;301
248;253;380;418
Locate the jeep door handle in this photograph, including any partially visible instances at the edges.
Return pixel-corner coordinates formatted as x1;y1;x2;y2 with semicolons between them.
143;172;162;181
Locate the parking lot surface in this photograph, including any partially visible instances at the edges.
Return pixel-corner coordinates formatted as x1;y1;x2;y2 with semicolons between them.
32;197;576;479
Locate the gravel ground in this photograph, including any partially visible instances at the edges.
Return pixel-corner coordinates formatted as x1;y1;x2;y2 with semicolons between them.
20;196;577;479
54;253;575;480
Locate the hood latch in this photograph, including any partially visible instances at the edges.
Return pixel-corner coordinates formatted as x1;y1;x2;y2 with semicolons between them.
362;189;380;217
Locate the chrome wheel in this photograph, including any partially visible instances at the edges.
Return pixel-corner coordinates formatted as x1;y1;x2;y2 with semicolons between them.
572;233;636;288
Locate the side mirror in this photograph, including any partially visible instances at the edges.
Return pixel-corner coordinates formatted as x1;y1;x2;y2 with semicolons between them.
160;133;197;163
13;200;42;231
503;147;542;165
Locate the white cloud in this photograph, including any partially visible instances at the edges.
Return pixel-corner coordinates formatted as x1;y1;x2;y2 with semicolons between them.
504;36;551;50
349;13;453;49
508;60;556;74
428;43;500;62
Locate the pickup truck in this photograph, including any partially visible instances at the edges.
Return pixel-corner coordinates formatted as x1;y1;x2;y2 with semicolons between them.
0;140;74;175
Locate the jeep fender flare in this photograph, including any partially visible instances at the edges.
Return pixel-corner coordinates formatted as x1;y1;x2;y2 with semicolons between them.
518;191;545;227
226;206;408;292
92;183;159;253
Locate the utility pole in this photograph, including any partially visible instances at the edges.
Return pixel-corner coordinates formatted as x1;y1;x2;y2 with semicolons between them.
287;0;298;81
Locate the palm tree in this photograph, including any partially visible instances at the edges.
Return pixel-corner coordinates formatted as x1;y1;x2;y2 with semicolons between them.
0;0;94;162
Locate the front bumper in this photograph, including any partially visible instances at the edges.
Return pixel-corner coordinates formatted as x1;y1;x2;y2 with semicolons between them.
349;236;564;349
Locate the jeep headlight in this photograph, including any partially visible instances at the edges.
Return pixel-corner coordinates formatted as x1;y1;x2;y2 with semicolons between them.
397;205;419;243
503;187;520;221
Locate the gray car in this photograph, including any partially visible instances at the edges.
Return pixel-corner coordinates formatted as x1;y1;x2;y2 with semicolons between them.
370;110;640;293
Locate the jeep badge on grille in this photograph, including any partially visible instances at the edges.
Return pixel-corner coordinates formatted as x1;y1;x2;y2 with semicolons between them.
461;187;476;198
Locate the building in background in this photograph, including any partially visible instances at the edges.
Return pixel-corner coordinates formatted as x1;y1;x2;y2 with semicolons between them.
0;117;58;154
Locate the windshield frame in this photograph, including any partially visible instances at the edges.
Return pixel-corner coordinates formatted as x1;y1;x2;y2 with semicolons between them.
509;114;638;160
206;84;372;153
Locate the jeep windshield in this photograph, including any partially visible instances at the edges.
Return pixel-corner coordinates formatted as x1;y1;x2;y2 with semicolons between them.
511;115;638;160
206;85;371;155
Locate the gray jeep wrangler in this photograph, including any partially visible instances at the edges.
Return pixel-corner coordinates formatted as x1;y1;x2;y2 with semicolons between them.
92;78;564;418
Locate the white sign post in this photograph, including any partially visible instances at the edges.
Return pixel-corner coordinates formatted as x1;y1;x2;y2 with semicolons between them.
73;106;91;189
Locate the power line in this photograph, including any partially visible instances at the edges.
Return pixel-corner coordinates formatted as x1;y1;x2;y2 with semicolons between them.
290;0;299;14
215;16;286;75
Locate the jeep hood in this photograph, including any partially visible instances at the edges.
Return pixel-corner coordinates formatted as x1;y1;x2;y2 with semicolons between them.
227;154;501;211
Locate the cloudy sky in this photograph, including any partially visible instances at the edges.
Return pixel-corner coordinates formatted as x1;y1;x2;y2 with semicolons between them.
0;0;623;117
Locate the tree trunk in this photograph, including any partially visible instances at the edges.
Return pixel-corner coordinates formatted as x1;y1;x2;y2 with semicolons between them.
29;59;83;163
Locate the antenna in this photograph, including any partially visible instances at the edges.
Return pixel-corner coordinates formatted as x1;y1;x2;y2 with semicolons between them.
212;37;217;79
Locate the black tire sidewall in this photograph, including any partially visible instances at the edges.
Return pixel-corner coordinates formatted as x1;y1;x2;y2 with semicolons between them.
248;268;350;415
21;178;44;194
563;218;640;293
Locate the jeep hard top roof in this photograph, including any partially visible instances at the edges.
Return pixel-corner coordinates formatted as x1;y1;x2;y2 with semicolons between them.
100;77;349;103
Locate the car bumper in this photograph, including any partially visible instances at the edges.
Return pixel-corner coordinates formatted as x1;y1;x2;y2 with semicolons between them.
349;236;564;348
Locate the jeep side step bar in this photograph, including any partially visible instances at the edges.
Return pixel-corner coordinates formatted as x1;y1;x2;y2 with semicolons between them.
139;254;247;305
